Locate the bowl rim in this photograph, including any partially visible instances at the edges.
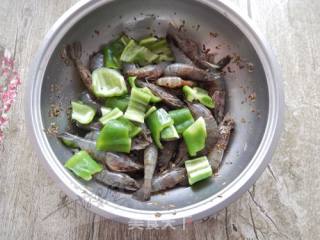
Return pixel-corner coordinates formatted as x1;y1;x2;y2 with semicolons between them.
25;0;284;225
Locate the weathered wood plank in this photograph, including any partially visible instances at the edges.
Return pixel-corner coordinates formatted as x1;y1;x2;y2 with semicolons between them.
0;0;319;239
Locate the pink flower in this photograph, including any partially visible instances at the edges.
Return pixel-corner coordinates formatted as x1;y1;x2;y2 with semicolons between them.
0;48;21;143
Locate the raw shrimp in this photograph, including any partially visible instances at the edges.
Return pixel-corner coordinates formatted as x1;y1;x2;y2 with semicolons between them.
134;143;158;201
156;76;194;88
187;102;219;154
95;169;140;191
67;42;93;92
59;133;143;173
123;62;168;80
137;80;184;108
158;141;178;171
151;168;187;193
208;114;235;171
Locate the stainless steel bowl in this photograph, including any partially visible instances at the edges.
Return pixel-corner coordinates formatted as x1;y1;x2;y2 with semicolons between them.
26;0;284;225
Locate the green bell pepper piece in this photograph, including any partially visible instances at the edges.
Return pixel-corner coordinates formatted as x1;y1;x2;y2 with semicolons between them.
103;35;129;69
61;138;78;148
96;119;131;153
185;156;213;185
145;106;157;118
139;36;158;47
141;87;161;103
71;101;96;125
146;108;173;148
120;35;130;45
92;68;127;98
100;107;112;116
120;39;158;66
182;117;207;156
128;76;137;88
140;37;174;62
104;94;130;112
124;87;151;123
64;150;103;181
128;76;161;103
183;86;215;109
169;108;195;134
161;124;179;141
156;54;175;63
99;107;123;125
117;117;142;138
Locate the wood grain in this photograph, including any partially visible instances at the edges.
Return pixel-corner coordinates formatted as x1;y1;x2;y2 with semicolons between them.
1;0;319;239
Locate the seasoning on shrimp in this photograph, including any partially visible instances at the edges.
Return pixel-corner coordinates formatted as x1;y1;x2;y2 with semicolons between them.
208;114;235;172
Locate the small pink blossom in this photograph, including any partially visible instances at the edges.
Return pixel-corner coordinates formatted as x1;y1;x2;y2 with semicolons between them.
0;48;21;143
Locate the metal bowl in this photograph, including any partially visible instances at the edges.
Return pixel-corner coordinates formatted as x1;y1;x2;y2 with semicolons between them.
26;0;283;225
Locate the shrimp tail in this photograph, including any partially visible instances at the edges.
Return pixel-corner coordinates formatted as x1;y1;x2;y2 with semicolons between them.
133;182;152;201
67;41;82;61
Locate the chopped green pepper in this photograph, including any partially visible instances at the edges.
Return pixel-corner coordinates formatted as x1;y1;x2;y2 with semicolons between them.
128;76;161;103
141;87;161;103
100;106;112;116
64;150;103;181
145;106;157;118
92;68;127;98
169;108;195;134
183;117;207;156
146;108;173;148
124;87;151;123
117;117;141;138
71;101;96;125
139;37;174;62
161;124;179;141
128;76;137;88
99;107;123;125
120;34;130;45
156;54;175;63
145;39;170;54
103;35;128;69
183;86;215;109
104;94;130;112
139;36;158;47
120;39;158;66
96;119;131;153
61;138;78;148
185;156;213;185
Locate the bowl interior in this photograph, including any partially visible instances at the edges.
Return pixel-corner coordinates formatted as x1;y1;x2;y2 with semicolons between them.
41;0;268;211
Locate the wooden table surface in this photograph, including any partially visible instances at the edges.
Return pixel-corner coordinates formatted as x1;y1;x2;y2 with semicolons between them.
0;0;319;239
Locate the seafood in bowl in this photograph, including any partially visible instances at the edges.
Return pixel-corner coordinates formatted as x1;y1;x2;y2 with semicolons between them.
26;0;283;224
58;24;235;201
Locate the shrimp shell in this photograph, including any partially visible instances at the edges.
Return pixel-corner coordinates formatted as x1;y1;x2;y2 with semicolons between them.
95;169;140;191
66;42;93;92
208;114;235;172
59;133;143;173
151;168;187;193
156;76;194;88
137;80;184;108
164;63;207;81
123;62;169;80
134;143;158;201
